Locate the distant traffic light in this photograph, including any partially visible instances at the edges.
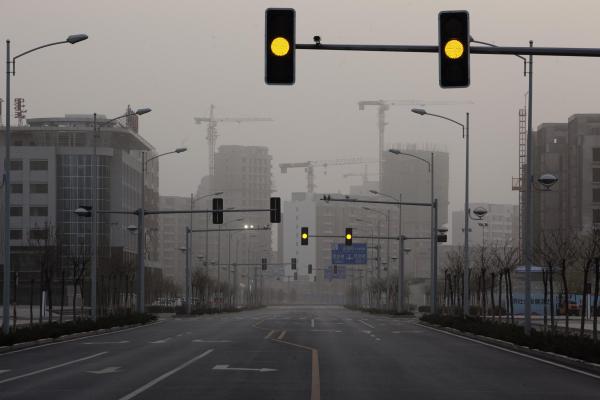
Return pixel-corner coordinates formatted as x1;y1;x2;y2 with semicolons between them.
270;197;281;223
265;8;295;85
291;257;297;270
438;10;470;88
345;228;353;246
308;264;312;274
212;198;223;224
262;258;268;270
437;233;448;243
301;227;309;245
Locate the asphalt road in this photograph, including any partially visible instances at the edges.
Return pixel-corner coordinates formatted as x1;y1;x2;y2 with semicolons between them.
1;305;600;399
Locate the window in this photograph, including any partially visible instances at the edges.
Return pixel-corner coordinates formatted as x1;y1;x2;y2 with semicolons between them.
29;229;48;240
594;148;600;162
10;183;23;194
30;183;48;194
9;230;23;240
594;168;600;183
9;206;23;217
30;160;48;171
10;160;23;171
30;206;48;217
594;188;600;203
594;209;600;225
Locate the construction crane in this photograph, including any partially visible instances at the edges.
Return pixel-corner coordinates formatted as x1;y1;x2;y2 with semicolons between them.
194;104;273;180
358;99;473;187
342;164;377;184
280;157;377;193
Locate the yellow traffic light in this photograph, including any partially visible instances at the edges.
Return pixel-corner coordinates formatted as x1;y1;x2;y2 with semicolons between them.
271;37;290;57
302;232;309;240
345;233;352;240
443;39;464;60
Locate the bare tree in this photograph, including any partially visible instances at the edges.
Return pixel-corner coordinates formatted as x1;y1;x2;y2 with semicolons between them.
576;229;600;336
494;241;519;324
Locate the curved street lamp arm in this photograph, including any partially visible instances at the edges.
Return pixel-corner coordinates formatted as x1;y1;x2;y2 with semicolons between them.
422;112;464;130
96;112;138;130
394;152;431;171
470;38;527;76
13;40;66;62
146;150;178;164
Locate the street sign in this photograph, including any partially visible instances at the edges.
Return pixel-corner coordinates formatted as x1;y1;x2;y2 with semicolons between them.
324;265;346;280
331;243;367;264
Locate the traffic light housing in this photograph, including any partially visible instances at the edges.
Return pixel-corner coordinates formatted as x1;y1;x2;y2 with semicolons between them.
301;227;309;246
345;228;353;246
270;197;281;223
265;8;295;85
437;233;448;243
212;198;223;224
291;257;297;270
308;264;312;274
438;10;470;88
262;258;268;270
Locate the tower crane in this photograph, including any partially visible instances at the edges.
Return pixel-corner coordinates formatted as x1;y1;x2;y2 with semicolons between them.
194;104;273;180
358;99;473;187
279;157;377;193
342;164;377;184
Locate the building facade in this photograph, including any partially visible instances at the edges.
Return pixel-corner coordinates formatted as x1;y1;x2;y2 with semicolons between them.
158;195;189;288
452;203;519;247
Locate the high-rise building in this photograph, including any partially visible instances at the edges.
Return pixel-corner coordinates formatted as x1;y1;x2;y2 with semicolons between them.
158;195;189;288
452;203;519;247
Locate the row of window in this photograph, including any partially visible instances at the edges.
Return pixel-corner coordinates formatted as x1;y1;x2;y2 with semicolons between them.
10;229;47;240
10;183;48;194
10;159;48;171
9;206;49;217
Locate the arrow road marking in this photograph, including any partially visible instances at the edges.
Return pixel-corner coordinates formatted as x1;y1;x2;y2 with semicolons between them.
83;340;130;345
212;364;277;373
87;366;121;374
192;339;232;343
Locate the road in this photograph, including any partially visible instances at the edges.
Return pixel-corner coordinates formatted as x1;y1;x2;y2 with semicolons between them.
1;305;599;399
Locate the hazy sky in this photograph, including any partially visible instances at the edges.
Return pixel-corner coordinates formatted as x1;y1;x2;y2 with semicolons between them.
4;0;600;215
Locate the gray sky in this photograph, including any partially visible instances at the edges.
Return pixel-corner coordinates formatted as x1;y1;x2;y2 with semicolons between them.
4;0;600;213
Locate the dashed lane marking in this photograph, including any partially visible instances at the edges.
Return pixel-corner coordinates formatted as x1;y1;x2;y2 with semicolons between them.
358;320;375;329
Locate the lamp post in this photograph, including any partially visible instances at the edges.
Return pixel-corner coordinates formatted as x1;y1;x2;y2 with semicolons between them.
388;149;439;313
3;34;88;333
90;108;151;321
412;108;470;314
139;146;187;313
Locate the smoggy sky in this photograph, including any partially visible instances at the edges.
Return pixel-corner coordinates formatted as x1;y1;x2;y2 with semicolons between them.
3;0;600;215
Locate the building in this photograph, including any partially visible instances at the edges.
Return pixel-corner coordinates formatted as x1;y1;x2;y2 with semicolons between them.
452;203;519;247
158;195;189;288
0;111;158;303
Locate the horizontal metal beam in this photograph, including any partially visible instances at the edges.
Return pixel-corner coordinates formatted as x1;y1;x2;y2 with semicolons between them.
322;197;431;207
297;43;600;57
190;227;269;233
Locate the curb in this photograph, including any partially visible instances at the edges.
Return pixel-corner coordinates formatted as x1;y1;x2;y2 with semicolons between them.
0;319;160;354
418;321;600;376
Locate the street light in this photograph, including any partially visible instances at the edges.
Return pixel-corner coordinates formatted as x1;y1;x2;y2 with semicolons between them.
412;107;470;315
138;146;187;313
3;34;88;333
387;148;439;313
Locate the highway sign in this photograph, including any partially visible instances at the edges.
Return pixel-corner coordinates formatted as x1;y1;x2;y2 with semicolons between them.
331;243;367;264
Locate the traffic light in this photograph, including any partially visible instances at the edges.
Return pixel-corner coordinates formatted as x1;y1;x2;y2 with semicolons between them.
345;228;353;246
438;10;470;88
437;233;448;243
291;257;297;270
301;227;309;245
265;8;295;85
308;264;312;274
212;198;223;224
262;258;268;270
270;197;281;223
333;265;338;275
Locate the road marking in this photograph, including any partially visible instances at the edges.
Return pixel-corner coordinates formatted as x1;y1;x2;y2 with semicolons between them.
264;330;275;339
149;337;172;344
311;329;342;333
212;364;277;373
419;323;600;381
0;352;107;384
271;338;320;400
192;339;232;343
117;349;214;400
82;340;130;345
311;319;315;328
392;330;424;334
87;366;121;374
358;319;375;329
277;330;287;340
0;370;10;374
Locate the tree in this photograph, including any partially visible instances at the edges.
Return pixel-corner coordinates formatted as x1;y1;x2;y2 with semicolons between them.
29;222;59;323
576;229;600;336
494;241;519;324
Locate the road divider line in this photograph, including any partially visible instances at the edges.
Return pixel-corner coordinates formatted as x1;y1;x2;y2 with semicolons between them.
117;349;214;400
277;330;287;340
358;320;375;329
0;352;107;384
419;323;600;381
264;330;275;339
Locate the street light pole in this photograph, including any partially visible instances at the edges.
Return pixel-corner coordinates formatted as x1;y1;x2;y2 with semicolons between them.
525;40;534;334
3;34;88;334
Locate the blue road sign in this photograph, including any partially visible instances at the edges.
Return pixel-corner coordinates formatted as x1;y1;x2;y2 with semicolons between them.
331;243;367;265
324;265;346;281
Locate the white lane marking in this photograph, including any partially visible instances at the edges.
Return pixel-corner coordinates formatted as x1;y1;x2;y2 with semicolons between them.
0;370;10;374
149;337;172;344
118;349;214;400
0;352;107;384
87;366;121;374
419;324;600;381
392;330;424;334
358;320;375;329
311;329;342;333
192;339;232;343
264;330;275;339
277;330;287;340
213;364;277;373
0;320;163;356
82;340;130;345
311;319;315;328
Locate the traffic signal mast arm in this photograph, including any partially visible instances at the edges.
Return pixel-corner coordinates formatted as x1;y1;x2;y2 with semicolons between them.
322;195;433;208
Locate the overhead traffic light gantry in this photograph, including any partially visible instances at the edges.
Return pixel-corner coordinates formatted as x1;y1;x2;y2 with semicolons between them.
438;10;470;88
265;8;295;85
